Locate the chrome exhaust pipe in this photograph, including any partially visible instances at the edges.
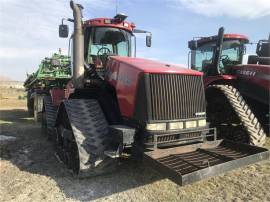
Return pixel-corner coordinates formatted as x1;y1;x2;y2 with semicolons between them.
70;1;84;88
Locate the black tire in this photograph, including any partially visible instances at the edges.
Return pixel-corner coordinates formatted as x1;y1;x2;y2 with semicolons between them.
56;99;117;177
34;110;42;122
27;91;34;116
28;104;34;116
206;85;266;146
42;96;57;140
34;94;45;122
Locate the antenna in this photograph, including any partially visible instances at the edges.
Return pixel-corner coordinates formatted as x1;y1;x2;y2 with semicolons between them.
115;0;118;14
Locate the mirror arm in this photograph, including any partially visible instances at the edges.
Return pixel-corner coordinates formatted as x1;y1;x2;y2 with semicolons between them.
133;29;152;47
61;18;66;24
67;18;74;23
188;51;191;69
135;36;137;57
62;18;74;24
133;29;151;36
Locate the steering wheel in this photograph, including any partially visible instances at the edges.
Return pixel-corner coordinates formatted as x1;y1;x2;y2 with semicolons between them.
220;55;231;73
97;47;111;66
221;55;230;65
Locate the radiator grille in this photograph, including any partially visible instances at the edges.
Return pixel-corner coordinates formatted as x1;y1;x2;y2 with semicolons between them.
149;74;205;120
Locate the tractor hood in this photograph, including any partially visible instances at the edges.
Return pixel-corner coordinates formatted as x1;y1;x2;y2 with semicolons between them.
109;56;202;76
106;56;204;119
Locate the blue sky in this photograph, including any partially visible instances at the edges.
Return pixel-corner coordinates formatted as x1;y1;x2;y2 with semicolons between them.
0;0;269;81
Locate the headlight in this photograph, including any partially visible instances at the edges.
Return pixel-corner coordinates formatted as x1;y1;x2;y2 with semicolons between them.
168;122;184;130
185;120;197;128
198;119;207;127
146;123;166;131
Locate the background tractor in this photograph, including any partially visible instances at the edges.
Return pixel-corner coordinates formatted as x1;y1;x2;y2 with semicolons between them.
41;1;269;186
188;27;268;146
235;34;270;133
24;51;71;121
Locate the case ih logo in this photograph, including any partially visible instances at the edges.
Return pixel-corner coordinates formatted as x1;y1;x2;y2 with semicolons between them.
237;70;256;77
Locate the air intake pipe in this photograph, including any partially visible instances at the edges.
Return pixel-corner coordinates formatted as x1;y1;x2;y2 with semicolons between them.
70;1;84;88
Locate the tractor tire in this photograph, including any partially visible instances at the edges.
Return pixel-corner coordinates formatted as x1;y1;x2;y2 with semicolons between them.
34;94;45;122
27;91;34;116
206;85;266;146
28;101;34;116
42;96;57;140
34;108;42;122
55;99;117;177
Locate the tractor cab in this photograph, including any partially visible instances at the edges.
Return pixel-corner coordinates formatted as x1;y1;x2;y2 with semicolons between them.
188;29;249;76
84;16;135;75
60;13;151;77
85;24;132;68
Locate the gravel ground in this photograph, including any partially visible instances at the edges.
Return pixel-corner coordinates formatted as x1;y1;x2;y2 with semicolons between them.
0;98;270;202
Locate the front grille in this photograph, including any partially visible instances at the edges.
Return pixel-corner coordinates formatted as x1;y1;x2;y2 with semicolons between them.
149;74;205;120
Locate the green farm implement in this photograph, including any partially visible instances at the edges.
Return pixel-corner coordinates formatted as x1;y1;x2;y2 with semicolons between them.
24;51;71;121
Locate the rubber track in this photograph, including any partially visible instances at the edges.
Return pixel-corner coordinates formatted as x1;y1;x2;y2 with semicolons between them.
43;96;57;137
63;99;115;177
207;85;266;146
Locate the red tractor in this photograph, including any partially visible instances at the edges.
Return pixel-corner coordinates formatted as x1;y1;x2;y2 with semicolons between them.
41;2;269;186
188;27;268;146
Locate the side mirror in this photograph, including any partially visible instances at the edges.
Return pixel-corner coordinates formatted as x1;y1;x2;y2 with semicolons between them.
59;24;69;38
188;40;197;50
146;35;152;47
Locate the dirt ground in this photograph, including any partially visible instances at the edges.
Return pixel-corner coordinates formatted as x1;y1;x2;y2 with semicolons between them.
0;90;270;202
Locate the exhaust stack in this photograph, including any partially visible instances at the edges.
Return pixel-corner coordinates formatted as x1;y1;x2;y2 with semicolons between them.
70;1;84;88
212;27;224;74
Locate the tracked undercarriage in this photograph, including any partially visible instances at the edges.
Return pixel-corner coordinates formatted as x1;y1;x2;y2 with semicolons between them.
206;85;266;146
55;99;117;177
